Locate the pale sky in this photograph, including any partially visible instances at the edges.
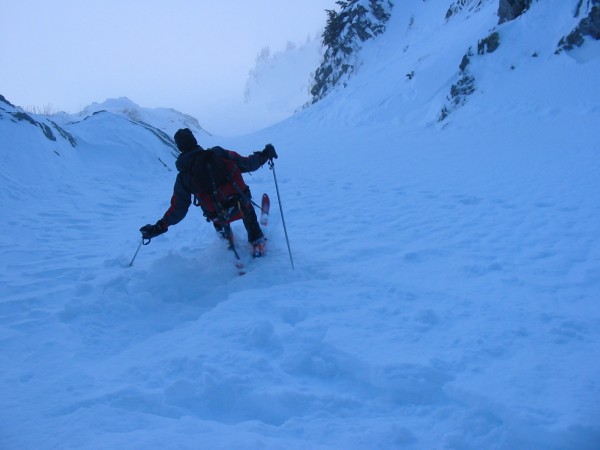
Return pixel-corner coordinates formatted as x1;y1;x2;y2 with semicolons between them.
1;0;332;134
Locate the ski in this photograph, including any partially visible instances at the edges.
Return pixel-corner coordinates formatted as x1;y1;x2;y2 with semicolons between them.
251;193;270;258
260;193;270;226
235;260;245;276
223;223;245;276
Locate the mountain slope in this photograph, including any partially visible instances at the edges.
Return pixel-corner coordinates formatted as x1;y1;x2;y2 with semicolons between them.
1;1;599;449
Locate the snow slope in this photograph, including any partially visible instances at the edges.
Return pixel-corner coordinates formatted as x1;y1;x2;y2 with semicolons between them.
1;1;599;449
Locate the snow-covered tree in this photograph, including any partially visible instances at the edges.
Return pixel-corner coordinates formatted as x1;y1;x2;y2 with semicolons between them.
310;0;393;103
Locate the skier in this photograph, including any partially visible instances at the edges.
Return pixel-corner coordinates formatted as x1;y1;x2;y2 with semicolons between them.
140;128;277;257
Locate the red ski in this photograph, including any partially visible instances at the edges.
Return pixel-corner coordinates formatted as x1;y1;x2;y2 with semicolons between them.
251;193;270;259
260;193;270;226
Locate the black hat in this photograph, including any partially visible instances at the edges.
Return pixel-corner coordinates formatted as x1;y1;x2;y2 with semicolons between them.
174;128;197;153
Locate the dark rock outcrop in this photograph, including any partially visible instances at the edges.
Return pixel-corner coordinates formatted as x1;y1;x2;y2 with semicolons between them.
498;0;532;24
446;0;486;20
557;5;600;52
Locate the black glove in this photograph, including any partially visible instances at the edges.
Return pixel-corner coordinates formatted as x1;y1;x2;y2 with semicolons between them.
262;144;278;161
140;220;167;240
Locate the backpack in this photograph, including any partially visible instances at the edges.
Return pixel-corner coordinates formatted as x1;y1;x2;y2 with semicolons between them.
189;148;232;194
186;148;248;216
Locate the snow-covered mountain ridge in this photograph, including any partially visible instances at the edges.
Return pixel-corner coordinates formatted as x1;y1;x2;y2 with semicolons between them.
310;0;599;125
1;1;599;449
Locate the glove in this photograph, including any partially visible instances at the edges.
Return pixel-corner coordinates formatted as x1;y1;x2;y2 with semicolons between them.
140;220;168;240
261;144;278;161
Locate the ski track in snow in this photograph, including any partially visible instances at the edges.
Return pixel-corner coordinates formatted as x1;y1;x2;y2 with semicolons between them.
2;114;599;449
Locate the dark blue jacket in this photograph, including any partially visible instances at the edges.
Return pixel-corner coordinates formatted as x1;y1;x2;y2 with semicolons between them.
161;146;267;227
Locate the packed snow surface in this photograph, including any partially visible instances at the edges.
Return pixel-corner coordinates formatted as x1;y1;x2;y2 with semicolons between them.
1;1;599;448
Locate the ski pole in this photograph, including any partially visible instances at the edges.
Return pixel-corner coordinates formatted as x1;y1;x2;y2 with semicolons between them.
129;237;150;267
269;159;294;270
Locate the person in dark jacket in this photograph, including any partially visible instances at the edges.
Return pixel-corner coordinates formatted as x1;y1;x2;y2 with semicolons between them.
140;128;277;256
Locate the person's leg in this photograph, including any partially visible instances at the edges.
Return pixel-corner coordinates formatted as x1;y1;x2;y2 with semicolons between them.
241;202;263;243
239;189;266;257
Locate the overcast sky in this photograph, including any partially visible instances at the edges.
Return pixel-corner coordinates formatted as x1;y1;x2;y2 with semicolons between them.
1;0;332;134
